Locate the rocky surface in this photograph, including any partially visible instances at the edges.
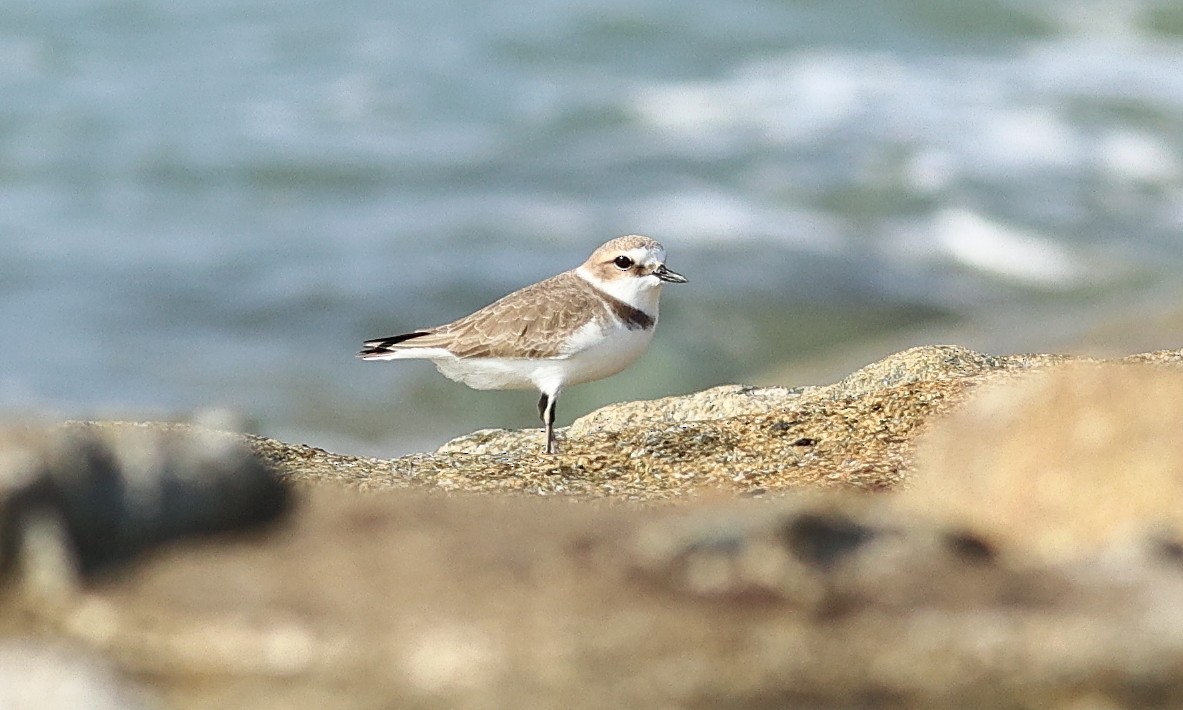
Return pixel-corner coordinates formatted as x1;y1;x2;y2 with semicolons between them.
4;344;1183;709
262;345;1063;497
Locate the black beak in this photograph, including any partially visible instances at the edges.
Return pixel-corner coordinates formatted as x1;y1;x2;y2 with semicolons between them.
654;264;688;283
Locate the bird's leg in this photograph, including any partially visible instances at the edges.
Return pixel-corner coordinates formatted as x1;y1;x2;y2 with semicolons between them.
538;392;559;454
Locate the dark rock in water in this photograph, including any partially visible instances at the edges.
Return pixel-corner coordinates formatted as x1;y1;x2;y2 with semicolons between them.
0;422;288;579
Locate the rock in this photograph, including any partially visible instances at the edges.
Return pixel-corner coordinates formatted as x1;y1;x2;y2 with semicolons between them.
906;361;1183;560
628;495;1025;611
568;383;804;435
815;344;1059;398
435;427;548;456
315;346;1041;497
4;346;1183;708
0;422;289;582
7;489;1183;709
0;639;156;710
406;347;1183;500
187;346;1183;503
435;385;804;456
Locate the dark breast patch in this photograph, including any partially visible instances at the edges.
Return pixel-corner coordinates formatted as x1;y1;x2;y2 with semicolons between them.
604;294;655;330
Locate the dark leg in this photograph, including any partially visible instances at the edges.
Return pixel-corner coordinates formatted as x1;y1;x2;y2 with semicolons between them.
538;391;559;454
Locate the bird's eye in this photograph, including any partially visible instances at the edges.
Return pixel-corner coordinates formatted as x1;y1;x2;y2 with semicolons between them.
613;255;634;270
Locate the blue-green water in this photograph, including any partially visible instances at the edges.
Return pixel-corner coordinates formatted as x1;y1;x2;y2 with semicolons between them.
3;0;1183;453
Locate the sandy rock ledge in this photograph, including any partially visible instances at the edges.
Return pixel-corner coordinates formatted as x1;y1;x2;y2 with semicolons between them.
260;345;1066;497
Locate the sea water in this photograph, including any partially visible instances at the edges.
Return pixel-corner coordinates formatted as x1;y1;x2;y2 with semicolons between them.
2;0;1182;453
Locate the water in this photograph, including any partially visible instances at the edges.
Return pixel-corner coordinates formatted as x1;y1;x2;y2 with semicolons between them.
3;0;1183;454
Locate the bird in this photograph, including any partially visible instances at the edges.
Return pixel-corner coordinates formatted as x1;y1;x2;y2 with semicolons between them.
358;235;687;454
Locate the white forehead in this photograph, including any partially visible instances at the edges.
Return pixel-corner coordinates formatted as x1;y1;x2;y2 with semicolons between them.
622;244;665;265
589;235;667;264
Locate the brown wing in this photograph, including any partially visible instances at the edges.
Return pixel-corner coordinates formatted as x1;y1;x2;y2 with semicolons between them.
396;271;611;359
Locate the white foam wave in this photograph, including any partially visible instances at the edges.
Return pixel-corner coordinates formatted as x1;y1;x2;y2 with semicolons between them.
1097;129;1182;185
625;188;847;252
630;52;881;147
629;40;1183;188
929;208;1088;288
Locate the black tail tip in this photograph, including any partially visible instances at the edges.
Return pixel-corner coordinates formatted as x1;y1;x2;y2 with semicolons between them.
359;330;431;356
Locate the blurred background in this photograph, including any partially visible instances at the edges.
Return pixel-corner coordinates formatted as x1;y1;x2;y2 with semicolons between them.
3;0;1183;454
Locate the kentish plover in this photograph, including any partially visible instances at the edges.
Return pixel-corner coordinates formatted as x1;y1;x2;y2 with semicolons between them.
359;235;687;453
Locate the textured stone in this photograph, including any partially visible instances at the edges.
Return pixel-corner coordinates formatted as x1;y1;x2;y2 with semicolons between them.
347;346;1037;496
435;427;547;457
907;361;1183;560
242;347;1182;502
436;385;804;456
816;344;1045;398
568;383;804;435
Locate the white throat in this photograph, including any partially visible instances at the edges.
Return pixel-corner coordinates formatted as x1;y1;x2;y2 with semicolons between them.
576;266;662;315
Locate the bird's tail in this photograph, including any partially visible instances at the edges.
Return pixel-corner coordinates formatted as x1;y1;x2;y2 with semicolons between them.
357;331;432;359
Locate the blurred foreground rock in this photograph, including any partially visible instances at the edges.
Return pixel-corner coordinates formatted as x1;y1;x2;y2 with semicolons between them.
0;639;156;710
3;345;1183;709
0;422;289;581
906;360;1183;561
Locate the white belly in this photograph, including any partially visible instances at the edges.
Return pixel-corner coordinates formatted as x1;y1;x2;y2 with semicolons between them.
432;356;541;391
558;323;654;386
431;323;655;394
